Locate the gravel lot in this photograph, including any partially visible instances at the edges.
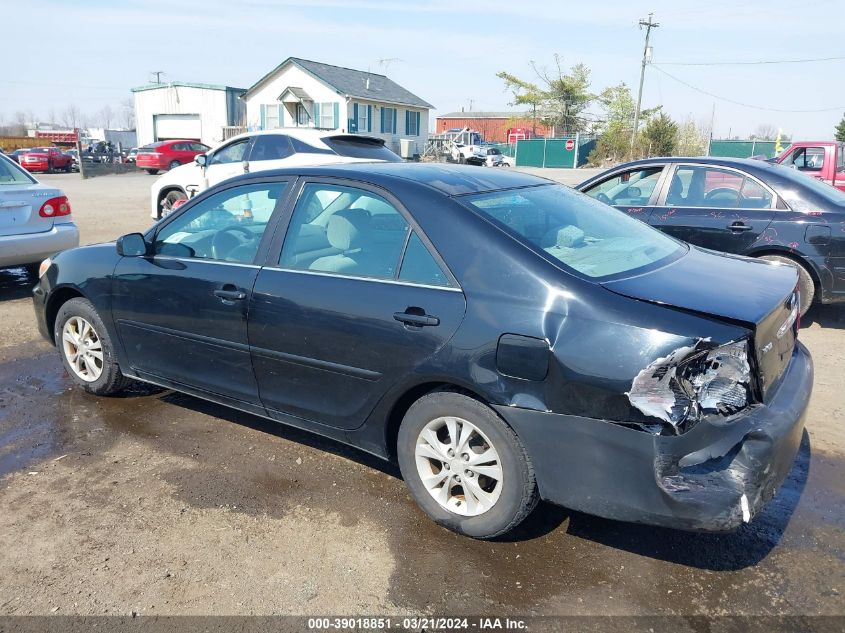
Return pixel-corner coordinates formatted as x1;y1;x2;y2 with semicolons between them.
0;170;843;618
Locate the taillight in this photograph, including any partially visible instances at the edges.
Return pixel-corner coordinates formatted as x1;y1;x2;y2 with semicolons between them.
39;196;71;218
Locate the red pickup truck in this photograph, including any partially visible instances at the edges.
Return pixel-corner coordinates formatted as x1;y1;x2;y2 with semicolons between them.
773;141;845;191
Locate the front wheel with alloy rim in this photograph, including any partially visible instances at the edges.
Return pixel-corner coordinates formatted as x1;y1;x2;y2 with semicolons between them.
54;298;131;396
759;255;815;316
397;391;539;538
161;190;188;217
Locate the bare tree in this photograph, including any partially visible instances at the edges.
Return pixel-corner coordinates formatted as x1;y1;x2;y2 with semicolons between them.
750;124;777;141
97;105;114;129
60;105;82;128
120;98;135;130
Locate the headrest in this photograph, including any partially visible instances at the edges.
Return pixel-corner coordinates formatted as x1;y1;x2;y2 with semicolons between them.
555;225;585;248
326;208;371;251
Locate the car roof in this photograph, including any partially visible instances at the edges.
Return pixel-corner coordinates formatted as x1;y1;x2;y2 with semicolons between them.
225;128;381;145
227;162;555;196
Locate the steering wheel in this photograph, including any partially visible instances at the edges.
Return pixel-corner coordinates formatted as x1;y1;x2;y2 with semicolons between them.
595;192;612;205
703;187;744;206
211;225;257;260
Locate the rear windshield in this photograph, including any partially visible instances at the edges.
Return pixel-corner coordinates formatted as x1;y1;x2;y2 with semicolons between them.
0;154;37;184
462;184;685;279
138;142;168;152
322;136;401;162
767;161;845;205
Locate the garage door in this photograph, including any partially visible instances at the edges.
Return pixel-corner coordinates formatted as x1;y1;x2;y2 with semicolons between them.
154;114;201;142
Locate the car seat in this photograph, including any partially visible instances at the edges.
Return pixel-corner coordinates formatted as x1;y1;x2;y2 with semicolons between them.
309;208;382;276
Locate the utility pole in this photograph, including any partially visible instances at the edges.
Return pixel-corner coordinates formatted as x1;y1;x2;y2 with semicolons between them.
631;13;659;151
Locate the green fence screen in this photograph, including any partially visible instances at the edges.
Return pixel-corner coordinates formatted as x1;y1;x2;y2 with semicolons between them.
512;137;596;168
708;140;784;159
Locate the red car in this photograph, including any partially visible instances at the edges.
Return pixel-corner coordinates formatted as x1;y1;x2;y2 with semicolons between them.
19;147;73;173
136;140;210;175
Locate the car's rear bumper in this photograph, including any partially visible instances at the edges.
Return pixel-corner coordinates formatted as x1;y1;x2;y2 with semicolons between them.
495;341;813;532
0;223;80;268
136;158;167;169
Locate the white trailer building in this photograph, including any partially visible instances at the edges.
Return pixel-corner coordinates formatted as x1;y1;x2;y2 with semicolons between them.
132;82;246;148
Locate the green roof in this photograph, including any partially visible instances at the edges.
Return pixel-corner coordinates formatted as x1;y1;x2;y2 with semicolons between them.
131;81;246;93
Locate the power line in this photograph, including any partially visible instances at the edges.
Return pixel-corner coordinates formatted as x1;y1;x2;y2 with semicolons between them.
658;54;845;67
650;64;845;113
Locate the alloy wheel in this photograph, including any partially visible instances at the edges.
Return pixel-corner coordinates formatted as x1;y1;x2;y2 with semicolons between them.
61;316;104;382
414;416;503;516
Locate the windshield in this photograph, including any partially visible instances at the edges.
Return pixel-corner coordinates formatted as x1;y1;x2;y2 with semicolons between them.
462;184;685;279
0;154;37;184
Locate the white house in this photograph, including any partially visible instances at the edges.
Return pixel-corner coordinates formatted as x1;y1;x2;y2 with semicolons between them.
241;57;433;156
132;82;246;147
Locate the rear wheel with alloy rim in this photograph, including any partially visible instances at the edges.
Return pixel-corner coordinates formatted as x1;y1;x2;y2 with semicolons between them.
54;298;131;395
397;391;538;538
168;160;180;170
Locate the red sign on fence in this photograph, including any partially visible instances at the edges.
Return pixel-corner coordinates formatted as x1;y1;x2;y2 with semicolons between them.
565;139;575;151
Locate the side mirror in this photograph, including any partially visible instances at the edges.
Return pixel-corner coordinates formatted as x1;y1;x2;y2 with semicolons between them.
116;233;148;257
195;154;207;167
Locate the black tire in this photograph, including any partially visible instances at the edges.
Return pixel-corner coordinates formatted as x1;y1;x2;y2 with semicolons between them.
397;391;539;539
168;160;180;170
54;297;131;396
146;169;159;175
759;254;815;316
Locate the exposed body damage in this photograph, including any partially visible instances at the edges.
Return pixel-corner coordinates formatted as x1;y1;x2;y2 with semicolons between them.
626;338;752;434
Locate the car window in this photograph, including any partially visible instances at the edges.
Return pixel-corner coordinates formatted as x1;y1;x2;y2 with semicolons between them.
249;134;294;161
191;143;209;152
0;155;36;184
209;138;252;165
153;182;284;264
667;166;771;209
320;137;401;161
399;232;451;287
289;137;335;155
170;143;185;151
463;184;684;280
279;183;410;280
782;146;825;172
583;167;663;206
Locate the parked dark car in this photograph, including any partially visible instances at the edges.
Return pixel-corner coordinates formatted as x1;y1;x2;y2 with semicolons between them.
7;148;32;164
33;164;811;538
577;157;845;315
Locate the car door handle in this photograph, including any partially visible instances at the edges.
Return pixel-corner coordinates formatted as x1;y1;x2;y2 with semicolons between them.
393;310;440;327
213;287;247;301
727;222;753;231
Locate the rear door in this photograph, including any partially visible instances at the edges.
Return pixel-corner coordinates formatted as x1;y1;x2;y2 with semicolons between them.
649;163;777;254
580;164;667;221
248;178;466;430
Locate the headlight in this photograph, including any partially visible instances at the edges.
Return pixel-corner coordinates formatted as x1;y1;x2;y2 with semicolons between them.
627;339;752;434
38;258;52;278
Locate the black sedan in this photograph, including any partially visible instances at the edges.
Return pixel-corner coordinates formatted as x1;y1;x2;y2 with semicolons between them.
32;164;812;538
577;157;845;316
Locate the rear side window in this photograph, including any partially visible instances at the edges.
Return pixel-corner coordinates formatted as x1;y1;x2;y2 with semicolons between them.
782;146;825;171
0;155;36;184
289;137;334;155
322;137;402;162
399;232;451;287
667;166;773;209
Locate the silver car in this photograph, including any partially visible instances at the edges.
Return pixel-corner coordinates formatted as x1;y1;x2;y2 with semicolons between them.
0;153;79;272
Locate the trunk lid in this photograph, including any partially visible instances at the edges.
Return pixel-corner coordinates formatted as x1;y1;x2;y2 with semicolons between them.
0;184;60;236
601;246;799;399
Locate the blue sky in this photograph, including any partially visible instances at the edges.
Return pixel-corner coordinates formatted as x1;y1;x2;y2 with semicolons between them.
3;0;844;139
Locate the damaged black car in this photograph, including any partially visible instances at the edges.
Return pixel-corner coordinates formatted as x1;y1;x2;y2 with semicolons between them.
32;164;812;538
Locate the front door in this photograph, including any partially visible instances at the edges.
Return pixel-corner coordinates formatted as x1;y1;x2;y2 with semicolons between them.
249;180;467;430
204;136;254;188
649;164;777;254
111;179;288;405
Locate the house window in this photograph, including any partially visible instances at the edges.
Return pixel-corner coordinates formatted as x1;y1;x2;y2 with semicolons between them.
357;104;369;133
381;107;396;134
265;105;280;129
320;102;335;129
296;103;309;126
406;110;419;136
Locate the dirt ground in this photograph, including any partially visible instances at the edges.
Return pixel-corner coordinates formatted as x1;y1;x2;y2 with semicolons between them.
0;171;843;618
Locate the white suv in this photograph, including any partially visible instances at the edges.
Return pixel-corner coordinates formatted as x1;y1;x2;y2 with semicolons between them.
149;129;400;219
